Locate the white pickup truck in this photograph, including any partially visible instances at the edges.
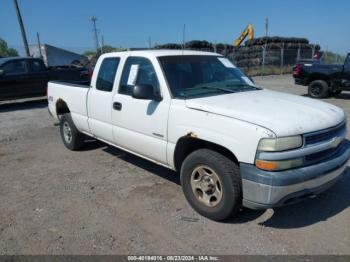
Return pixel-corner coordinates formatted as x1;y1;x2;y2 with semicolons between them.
48;50;350;221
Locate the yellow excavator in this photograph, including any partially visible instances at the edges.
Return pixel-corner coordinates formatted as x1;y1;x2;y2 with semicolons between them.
233;24;254;47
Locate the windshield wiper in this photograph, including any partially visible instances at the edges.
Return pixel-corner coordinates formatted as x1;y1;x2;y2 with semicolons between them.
225;83;261;91
195;86;237;93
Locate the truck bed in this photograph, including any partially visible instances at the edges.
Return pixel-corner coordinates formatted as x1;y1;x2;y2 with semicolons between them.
48;81;90;132
49;80;91;88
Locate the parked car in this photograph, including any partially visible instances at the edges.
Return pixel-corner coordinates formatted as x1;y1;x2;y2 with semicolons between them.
48;50;350;221
0;57;89;101
293;53;350;98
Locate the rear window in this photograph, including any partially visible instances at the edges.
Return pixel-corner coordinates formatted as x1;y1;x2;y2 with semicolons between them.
28;60;46;72
96;58;120;92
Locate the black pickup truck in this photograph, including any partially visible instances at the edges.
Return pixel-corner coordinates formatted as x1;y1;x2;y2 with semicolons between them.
0;57;90;101
293;53;350;98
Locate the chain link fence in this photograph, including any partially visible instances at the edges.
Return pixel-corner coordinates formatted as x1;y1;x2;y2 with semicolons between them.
225;42;316;76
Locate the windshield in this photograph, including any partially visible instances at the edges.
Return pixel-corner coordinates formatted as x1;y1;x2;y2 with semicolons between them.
158;55;260;99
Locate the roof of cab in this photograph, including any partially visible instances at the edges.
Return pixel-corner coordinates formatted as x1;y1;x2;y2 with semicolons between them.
102;49;222;58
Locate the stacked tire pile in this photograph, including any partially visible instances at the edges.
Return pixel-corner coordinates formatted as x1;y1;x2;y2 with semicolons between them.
155;37;320;69
154;41;235;55
231;37;318;68
154;41;214;51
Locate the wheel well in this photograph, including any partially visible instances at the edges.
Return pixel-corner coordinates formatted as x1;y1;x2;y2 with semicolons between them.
56;99;70;116
307;74;331;86
174;136;239;172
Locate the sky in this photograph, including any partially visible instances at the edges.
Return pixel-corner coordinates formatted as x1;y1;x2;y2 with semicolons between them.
1;0;349;55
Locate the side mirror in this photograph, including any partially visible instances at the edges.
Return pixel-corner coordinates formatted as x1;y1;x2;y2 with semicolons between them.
0;69;5;77
132;84;162;101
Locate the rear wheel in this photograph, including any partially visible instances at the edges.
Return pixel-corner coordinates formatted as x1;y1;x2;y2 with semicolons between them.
308;80;330;98
180;149;242;221
59;113;85;150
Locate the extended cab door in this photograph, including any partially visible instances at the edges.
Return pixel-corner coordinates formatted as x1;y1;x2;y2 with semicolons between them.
111;56;170;164
87;56;121;142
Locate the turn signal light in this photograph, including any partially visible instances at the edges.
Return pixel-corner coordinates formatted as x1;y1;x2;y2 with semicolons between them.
255;158;303;171
255;160;278;171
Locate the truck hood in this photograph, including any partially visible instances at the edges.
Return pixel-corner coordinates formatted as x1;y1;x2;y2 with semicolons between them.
185;89;345;136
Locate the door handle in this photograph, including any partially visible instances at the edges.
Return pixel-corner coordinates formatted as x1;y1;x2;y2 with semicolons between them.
113;102;122;111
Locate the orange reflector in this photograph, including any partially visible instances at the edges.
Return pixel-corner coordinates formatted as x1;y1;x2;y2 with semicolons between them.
255;160;277;171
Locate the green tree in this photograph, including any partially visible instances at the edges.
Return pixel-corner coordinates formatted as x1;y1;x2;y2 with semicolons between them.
82;45;127;57
322;51;346;64
0;38;19;57
82;50;96;57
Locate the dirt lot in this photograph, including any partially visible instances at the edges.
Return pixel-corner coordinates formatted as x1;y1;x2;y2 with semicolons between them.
0;75;349;255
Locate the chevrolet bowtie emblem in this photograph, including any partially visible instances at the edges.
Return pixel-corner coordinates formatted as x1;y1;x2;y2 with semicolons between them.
330;136;343;148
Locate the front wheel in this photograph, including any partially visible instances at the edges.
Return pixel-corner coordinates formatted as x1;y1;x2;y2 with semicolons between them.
180;149;242;221
59;113;85;150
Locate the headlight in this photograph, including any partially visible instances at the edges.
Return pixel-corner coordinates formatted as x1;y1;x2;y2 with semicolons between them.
257;135;303;152
255;158;303;171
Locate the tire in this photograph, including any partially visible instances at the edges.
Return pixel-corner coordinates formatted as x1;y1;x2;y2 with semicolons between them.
59;113;85;150
180;149;242;221
331;90;342;96
308;80;330;98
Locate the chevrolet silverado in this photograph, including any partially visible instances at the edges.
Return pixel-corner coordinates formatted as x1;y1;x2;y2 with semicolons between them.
48;50;350;221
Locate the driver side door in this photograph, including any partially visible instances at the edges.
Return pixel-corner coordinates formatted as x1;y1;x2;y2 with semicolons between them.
111;56;170;164
0;59;29;100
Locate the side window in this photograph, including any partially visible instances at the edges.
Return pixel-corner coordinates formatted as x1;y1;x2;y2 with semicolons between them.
96;57;120;92
119;57;159;95
2;60;26;74
28;60;46;72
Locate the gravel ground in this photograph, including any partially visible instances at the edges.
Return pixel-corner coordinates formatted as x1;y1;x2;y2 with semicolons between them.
0;75;349;255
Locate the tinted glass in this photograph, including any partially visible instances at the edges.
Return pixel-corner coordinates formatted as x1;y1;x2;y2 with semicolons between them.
158;55;258;98
2;60;26;74
96;58;120;92
28;60;46;72
119;57;159;95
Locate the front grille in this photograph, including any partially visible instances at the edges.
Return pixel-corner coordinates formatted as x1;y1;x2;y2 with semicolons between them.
304;140;346;165
305;147;338;163
305;122;346;145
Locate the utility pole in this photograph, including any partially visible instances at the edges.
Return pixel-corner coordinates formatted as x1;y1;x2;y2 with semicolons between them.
90;16;100;52
265;18;269;37
148;36;152;49
37;32;42;58
101;35;104;53
182;24;186;50
13;0;30;56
